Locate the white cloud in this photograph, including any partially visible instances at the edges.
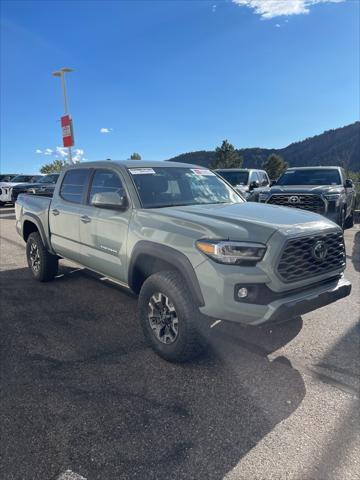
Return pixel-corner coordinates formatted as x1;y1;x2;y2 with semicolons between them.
100;127;112;133
212;4;217;13
36;146;86;163
232;0;344;19
275;23;281;27
72;149;85;163
55;146;68;158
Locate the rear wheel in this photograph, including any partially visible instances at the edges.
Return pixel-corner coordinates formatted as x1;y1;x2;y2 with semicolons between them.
138;270;206;362
26;232;58;282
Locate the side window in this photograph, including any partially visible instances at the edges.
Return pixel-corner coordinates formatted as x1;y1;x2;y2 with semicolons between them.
249;171;260;184
60;169;89;204
89;169;124;204
259;171;269;186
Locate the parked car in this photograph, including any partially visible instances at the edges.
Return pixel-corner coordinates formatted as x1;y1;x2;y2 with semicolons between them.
15;161;351;362
0;175;42;206
11;173;60;203
0;174;17;182
248;166;356;229
215;168;270;198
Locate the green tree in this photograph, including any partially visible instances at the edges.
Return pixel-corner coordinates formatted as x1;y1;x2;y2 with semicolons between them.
40;159;68;174
130;152;142;160
210;140;243;169
262;154;288;180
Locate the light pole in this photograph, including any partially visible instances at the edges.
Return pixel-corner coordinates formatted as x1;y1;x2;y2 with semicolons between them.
52;67;74;164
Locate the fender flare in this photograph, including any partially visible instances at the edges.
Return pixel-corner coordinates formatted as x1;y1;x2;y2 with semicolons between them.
22;213;53;252
128;241;205;307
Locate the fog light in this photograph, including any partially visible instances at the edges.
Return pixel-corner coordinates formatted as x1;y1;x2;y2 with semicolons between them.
237;287;248;299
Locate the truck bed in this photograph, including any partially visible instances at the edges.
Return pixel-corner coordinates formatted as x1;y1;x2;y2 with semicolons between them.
15;194;52;242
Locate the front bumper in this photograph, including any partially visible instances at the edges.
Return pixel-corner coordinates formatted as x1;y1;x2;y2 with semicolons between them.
261;276;351;324
0;188;12;203
197;260;351;325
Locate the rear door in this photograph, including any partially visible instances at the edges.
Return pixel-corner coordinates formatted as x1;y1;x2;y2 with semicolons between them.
49;168;91;261
79;168;131;283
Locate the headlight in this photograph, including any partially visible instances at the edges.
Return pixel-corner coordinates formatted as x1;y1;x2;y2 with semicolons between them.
258;193;269;202
324;194;341;202
196;240;267;264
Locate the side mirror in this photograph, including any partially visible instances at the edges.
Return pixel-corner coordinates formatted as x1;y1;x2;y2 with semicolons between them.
91;191;128;210
270;180;277;186
249;180;260;190
345;179;353;188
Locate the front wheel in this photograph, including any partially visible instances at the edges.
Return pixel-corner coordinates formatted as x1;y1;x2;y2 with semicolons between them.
338;207;346;229
26;232;58;282
344;211;354;229
138;271;206;362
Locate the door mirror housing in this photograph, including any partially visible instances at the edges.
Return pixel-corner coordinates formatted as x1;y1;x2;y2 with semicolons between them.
249;180;260;190
345;179;353;188
270;179;277;186
91;191;128;210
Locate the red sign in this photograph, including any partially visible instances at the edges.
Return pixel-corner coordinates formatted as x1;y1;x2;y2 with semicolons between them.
61;114;74;147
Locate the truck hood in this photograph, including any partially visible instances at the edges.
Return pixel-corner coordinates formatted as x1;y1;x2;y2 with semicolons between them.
145;202;337;244
257;185;344;195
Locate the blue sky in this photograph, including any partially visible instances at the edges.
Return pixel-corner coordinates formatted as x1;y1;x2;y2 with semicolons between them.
1;0;359;173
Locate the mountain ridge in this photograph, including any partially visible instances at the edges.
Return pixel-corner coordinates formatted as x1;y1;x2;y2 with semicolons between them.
168;121;360;171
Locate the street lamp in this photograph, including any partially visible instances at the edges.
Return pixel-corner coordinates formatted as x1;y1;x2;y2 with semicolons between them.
52;67;74;164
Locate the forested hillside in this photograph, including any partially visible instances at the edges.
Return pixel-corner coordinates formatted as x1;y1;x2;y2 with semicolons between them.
169;122;360;171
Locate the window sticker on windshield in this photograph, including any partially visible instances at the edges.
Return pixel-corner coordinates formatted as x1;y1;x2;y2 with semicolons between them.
128;168;155;175
190;168;216;176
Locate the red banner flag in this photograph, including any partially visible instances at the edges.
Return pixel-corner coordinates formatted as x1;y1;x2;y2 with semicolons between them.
61;115;74;147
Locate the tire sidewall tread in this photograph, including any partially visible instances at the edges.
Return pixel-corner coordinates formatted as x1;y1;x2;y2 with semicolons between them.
138;270;205;362
26;232;58;282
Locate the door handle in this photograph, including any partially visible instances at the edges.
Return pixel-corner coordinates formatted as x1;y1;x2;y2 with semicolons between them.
52;209;60;216
80;215;91;224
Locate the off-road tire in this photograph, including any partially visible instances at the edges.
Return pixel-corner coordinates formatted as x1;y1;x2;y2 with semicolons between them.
344;211;354;229
338;207;346;229
26;231;58;282
138;270;206;362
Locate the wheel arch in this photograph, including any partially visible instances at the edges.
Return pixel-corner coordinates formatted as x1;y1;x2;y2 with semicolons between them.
22;214;50;251
128;241;204;307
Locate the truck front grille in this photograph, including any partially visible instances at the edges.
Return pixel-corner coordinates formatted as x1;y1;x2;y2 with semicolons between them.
277;232;345;282
267;194;326;214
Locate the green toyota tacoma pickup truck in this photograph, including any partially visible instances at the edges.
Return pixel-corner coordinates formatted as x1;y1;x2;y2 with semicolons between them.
15;161;351;362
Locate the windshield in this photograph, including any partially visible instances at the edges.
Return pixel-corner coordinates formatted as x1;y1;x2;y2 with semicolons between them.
128;167;243;208
217;170;249;186
38;174;59;184
277;169;342;186
10;175;34;183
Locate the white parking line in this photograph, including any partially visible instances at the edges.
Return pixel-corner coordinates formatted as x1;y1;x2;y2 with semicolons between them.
56;470;87;480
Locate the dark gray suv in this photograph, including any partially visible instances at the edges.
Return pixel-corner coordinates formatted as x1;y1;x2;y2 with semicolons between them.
249;166;356;229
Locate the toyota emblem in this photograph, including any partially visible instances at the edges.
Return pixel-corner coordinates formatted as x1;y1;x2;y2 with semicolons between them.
312;240;328;262
289;196;301;204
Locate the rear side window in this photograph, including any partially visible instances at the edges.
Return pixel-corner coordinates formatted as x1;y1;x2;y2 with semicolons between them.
60;169;89;204
249;171;260;184
88;169;125;203
258;171;269;186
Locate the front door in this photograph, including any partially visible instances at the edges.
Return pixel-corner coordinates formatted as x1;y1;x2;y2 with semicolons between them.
79;168;131;283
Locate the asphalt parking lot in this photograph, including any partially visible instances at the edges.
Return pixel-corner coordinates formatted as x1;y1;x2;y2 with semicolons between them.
0;206;359;480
